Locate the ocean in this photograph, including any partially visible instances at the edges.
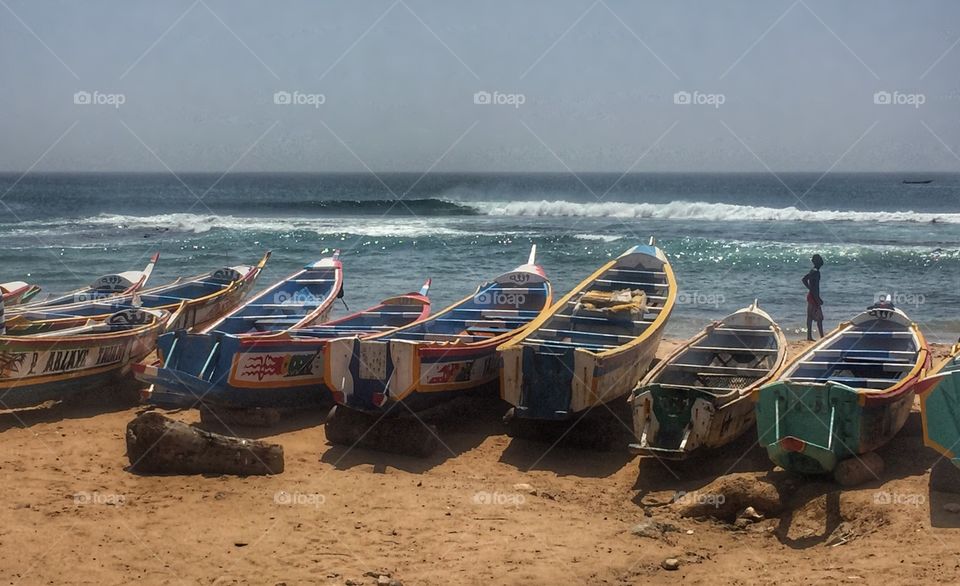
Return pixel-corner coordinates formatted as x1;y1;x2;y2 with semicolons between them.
2;172;959;341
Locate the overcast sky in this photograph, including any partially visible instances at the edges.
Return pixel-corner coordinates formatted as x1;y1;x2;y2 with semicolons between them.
1;0;959;173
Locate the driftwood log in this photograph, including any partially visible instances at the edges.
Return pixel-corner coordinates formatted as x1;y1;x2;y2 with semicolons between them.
126;412;284;475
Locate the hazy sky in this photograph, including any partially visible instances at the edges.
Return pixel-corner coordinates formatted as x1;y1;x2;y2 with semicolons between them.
1;0;959;172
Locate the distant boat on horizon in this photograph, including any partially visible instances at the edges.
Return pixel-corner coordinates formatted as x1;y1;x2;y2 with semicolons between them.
903;179;934;184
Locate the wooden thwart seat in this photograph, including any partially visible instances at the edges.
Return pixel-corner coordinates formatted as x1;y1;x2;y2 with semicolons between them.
670;363;769;375
688;344;779;354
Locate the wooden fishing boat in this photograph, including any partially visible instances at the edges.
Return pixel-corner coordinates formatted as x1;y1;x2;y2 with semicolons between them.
630;301;786;459
325;246;551;423
0;305;173;409
5;253;269;334
199;251;343;335
13;253;159;311
756;301;929;475
135;280;431;410
915;343;960;470
1;282;41;306
499;241;676;425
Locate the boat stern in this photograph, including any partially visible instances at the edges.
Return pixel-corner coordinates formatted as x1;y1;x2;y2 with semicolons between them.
919;369;960;468
629;383;716;459
756;380;863;474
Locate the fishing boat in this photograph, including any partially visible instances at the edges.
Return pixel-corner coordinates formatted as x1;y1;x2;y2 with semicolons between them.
629;301;786;459
499;240;676;426
5;253;269;334
1;281;42;306
135;280;431;410
324;246;551;448
756;300;929;475
13;253;159;311
915;343;960;470
0;305;173;409
199;251;343;335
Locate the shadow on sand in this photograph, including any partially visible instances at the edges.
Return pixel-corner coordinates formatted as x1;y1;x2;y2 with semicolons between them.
319;391;508;474
0;380;144;433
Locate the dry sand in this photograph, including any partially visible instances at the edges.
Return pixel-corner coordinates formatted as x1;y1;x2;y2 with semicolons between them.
1;339;959;585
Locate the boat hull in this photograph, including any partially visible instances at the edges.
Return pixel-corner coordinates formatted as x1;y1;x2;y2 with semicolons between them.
756;380;915;474
919;368;960;470
630;383;756;459
0;325;161;409
138;332;331;410
502;323;666;421
325;337;499;413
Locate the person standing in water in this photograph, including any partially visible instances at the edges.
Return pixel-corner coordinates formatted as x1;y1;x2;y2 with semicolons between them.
802;254;824;341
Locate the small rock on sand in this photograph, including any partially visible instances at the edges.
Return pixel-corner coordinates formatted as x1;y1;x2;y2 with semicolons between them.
631;519;678;539
661;558;680;571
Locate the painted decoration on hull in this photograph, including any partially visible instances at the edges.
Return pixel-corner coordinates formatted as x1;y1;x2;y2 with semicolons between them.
229;350;325;388
421;353;498;388
0;343;131;381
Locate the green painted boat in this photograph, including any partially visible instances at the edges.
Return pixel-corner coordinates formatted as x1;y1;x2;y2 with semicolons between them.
756;302;929;475
916;343;960;469
630;301;786;459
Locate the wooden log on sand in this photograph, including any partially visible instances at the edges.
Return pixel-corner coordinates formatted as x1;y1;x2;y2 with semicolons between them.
126;412;283;475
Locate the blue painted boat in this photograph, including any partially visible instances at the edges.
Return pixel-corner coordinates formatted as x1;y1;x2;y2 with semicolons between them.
135;279;431;409
12;253;160;310
499;240;676;422
0;304;173;409
5;253;269;334
200;252;343;335
325;246;552;415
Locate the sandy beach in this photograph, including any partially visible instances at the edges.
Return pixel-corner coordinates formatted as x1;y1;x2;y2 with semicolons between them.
0;338;956;585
